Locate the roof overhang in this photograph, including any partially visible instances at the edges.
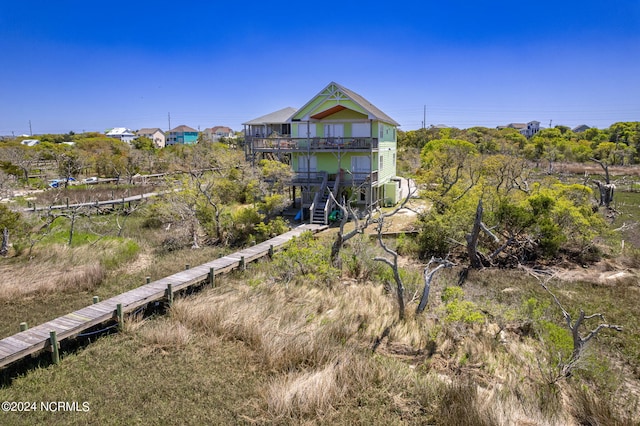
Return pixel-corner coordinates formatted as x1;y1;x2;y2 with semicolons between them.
310;104;347;120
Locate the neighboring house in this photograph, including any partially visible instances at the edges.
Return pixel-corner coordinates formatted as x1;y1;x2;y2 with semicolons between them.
106;127;136;143
20;139;40;146
202;126;235;142
166;125;199;146
572;124;591;133
497;121;540;138
243;107;297;138
244;82;400;224
136;128;166;148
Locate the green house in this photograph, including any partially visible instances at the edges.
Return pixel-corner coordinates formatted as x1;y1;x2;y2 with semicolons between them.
244;82;400;224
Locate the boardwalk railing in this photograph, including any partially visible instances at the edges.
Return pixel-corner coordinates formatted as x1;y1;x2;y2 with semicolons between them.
0;224;326;369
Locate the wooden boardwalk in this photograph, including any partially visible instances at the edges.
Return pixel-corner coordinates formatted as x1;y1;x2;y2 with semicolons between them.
0;224;326;369
24;191;170;213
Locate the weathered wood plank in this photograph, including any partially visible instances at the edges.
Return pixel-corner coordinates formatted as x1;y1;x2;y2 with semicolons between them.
1;337;31;351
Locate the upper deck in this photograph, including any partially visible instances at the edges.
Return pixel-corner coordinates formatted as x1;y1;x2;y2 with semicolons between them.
247;136;379;152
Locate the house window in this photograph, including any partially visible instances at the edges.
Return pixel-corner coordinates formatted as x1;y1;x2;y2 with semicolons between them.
379;155;384;170
352;123;371;137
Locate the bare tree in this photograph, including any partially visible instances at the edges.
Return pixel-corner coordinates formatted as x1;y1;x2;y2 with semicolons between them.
0;227;8;257
328;188;374;269
3;146;38;181
372;185;422;320
374;216;406;320
26;212;57;258
54;205;87;246
0;170;17;200
466;199;485;269
416;257;455;315
524;268;623;382
591;157;615;207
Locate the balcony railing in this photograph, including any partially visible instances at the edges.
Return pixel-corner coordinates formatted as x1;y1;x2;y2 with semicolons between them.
249;137;378;151
293;170;378;186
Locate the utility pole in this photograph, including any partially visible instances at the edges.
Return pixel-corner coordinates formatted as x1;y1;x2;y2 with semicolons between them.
29;120;32;135
549;119;552;128
168;112;171;130
423;105;426;129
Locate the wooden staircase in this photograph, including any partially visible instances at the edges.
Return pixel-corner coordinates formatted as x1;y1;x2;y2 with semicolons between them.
310;172;341;225
311;186;331;224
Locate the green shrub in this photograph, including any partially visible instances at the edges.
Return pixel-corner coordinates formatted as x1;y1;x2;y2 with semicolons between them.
441;286;484;324
441;286;464;303
254;217;289;241
416;216;452;258
272;232;338;287
537;320;573;361
396;233;420;257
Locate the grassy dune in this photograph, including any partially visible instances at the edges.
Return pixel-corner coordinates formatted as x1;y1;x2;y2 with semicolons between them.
1;191;639;424
1;256;638;425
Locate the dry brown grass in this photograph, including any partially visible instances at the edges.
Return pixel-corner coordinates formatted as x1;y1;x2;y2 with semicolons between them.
165;275;595;424
555;162;640;177
0;245;105;300
264;352;386;419
136;320;192;352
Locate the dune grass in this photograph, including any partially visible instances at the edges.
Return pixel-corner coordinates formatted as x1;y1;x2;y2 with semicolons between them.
1;196;639;424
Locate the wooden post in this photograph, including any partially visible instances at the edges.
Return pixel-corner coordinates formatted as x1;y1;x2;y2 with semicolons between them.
269;244;274;257
146;276;151;284
20;322;28;332
209;267;215;287
166;284;173;306
66;197;69;208
240;256;245;271
49;331;60;364
92;296;99;304
185;264;190;270
116;303;123;329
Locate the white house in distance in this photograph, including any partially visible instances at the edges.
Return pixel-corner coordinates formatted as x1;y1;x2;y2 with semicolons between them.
136;128;166;148
202;126;234;142
497;121;540;138
106;127;136;143
20;139;40;147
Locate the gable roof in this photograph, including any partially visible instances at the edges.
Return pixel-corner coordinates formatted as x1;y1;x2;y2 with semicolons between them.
137;128;165;135
169;125;198;133
211;126;233;133
243;107;297;126
293;82;399;126
573;124;590;132
106;127;135;136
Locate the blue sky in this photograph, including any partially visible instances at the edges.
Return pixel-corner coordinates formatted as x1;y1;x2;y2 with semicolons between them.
1;1;639;135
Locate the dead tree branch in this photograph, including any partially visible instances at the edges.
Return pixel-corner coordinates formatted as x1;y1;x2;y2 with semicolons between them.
522;266;623;381
416;256;455;315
